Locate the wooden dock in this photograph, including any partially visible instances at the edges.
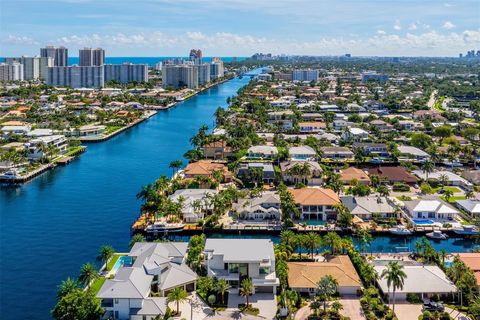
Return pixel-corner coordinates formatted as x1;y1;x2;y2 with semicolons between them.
0;163;54;184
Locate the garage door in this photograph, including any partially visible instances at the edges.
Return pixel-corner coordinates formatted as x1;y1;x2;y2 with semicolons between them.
338;286;359;296
255;286;273;293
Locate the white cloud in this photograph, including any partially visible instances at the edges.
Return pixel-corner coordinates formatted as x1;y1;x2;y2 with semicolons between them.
3;35;39;45
394;20;402;31
443;21;456;29
408;23;417;31
444;3;455;7
376;30;386;35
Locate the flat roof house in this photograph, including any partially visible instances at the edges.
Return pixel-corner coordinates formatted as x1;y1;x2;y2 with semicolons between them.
204;239;279;294
237;162;276;185
341;127;369;142
290;187;340;221
288;255;362;296
374;262;457;301
97;242;198;320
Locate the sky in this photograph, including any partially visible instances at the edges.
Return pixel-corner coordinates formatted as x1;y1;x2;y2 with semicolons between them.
1;0;479;57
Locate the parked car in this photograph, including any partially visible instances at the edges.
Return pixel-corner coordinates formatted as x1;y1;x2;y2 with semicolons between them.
422;301;445;312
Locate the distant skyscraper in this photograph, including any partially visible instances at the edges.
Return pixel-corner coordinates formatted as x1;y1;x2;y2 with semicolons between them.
162;64;198;89
189;49;203;64
0;62;24;81
210;58;224;80
79;48;105;66
46;65;104;88
40;46;68;66
196;64;211;85
104;63;148;83
4;56;54;80
292;69;319;82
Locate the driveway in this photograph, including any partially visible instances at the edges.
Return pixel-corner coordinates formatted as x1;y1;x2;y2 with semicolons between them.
392;302;422;320
445;307;472;320
340;296;365;320
227;290;277;319
174;293;214;320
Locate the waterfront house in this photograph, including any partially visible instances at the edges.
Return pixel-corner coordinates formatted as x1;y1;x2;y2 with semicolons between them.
26;135;67;160
374;262;457;301
341;196;396;220
289;187;340;221
455;199;480;218
298;121;326;133
341;127;369;142
26;129;54;137
280;160;323;186
183;160;232;183
339;167;371;185
201;140;234;160
97;242;197;320
232;191;281;221
412;170;473;190
247;145;278;160
289;145;317;161
455;253;480;289
237;162;275;185
204;239;279;294
287;256;362;296
404;199;459;222
320;147;354;161
367;166;418;185
1;125;31;135
352;142;390;158
397;145;430;162
168;189;218;223
76;124;106;137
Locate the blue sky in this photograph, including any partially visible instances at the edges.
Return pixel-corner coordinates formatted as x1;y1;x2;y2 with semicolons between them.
1;0;479;57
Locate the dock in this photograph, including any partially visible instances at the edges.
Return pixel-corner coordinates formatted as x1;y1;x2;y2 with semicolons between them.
0;163;54;184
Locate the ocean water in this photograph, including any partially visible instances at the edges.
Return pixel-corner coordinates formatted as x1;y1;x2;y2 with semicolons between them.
68;56;246;66
0;71;257;319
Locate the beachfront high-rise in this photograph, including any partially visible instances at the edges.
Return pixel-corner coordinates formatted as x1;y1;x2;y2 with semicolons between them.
162;64;198;89
210;57;224;80
40;46;68;66
0;62;24;81
292;69;319;82
4;56;54;80
46;65;104;88
79;48;105;66
104;63;148;83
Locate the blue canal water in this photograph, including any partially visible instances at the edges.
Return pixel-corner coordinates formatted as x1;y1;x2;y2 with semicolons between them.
0;73;256;319
0;69;478;319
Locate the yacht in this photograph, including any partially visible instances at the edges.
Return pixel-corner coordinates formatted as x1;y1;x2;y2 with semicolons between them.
0;169;20;179
389;225;413;236
426;230;448;240
145;222;184;233
453;225;479;235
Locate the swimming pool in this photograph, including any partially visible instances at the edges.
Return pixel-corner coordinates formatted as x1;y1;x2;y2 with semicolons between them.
111;255;133;273
304;221;327;226
413;219;435;225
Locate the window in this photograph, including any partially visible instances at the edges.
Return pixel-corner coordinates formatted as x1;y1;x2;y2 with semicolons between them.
114;298;119;304
143;316;147;320
260;267;269;274
114;311;119;319
229;263;239;273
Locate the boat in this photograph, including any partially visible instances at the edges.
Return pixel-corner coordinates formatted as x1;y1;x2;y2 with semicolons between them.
388;226;412;235
426;230;448;240
145;222;184;233
453;225;479;235
0;169;20;180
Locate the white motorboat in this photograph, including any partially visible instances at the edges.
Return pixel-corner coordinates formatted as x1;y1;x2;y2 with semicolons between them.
426;230;448;240
0;169;20;179
453;225;479;235
145;222;184;233
389;226;413;236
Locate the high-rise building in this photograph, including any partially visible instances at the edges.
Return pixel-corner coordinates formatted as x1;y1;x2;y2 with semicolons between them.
0;62;24;81
189;49;203;64
46;65;104;88
79;48;105;66
292;69;319;82
210;58;224;80
196;63;211;85
162;64;198;89
4;56;54;80
104;63;148;83
40;46;68;66
361;71;389;82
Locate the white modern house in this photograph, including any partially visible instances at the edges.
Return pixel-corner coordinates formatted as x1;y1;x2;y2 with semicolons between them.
97;242;198;320
455;199;480;218
168;189;218;223
404;199;459;225
247;145;278;160
232;191;281;221
25;134;67;160
204;239;279;294
398;146;430;162
289;145;317;161
341;127;369;142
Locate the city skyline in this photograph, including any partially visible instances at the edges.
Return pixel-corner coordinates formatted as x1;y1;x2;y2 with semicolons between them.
1;0;479;57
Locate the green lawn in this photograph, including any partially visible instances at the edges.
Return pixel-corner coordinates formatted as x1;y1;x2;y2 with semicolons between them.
105;125;124;135
433;186;462;193
106;253;126;271
440;195;466;204
90;277;106;295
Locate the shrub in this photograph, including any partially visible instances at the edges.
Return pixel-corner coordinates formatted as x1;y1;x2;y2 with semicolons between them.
407;293;423;304
393;182;410;192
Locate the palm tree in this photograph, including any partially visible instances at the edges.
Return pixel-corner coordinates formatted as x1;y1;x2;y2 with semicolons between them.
439;174;448;191
381;261;407;314
280;230;296;251
444;189;454;203
465;190;475;200
167;287;188;315
56;277;80;298
78;263;99;286
216;279;231;304
439;249;448;265
304;232;322;259
361;264;378;287
323;232;342;255
421;160;434;181
316;275;338;313
169;160;183;177
96;245;115;271
129;233;145;249
239;278;254;308
357;228;373;254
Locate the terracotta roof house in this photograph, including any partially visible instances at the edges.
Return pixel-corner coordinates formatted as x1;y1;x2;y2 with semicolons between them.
289;187;340;221
288;255;362;296
339;167;371;185
298;121;326;133
368;166;418;185
184;160;232;182
456;253;480;288
280;160;323;186
201;140;234;160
